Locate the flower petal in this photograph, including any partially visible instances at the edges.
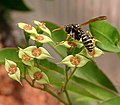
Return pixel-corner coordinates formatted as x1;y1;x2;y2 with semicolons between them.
18;47;34;66
5;59;17;72
58;41;71;48
94;47;104;57
76;54;89;67
28;67;49;84
30;34;53;43
18;22;37;34
60;55;75;67
34;20;51;36
5;59;22;84
60;54;89;68
8;67;22;84
36;72;50;84
36;47;53;59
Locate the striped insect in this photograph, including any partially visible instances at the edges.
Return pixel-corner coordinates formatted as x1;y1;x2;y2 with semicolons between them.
53;16;107;54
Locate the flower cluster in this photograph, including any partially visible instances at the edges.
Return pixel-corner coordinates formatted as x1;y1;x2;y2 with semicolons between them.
18;21;52;44
4;21;53;84
4;20;104;85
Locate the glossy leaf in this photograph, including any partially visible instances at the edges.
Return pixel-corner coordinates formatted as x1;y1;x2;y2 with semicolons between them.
67;91;98;105
75;61;117;92
99;96;120;105
0;48;25;72
0;48;20;64
0;0;31;11
39;59;118;101
89;21;120;52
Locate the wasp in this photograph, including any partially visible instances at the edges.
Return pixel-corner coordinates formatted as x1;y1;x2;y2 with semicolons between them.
53;16;107;55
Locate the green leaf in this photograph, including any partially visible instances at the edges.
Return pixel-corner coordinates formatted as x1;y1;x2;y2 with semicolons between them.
89;21;120;52
44;21;67;58
68;91;98;105
99;96;120;105
39;59;118;101
0;0;31;11
72;76;117;100
0;48;25;72
0;48;20;64
75;61;117;92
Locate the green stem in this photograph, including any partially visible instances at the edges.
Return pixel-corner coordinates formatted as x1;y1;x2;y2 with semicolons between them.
63;67;77;90
23;77;68;105
44;86;69;105
64;90;72;105
62;66;77;105
31;79;35;87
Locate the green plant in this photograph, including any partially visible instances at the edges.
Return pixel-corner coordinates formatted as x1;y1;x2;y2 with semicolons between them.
0;17;120;105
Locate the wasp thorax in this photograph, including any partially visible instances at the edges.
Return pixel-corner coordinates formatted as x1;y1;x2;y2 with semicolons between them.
23;24;32;30
8;65;17;74
22;54;31;61
32;48;42;57
36;35;44;41
70;56;80;66
34;71;43;80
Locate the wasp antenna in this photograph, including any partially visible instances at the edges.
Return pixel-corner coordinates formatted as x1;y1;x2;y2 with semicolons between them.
52;26;64;32
80;16;107;27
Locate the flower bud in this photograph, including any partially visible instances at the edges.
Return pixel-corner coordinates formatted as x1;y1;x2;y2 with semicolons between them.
5;59;21;84
59;54;89;68
28;67;49;84
18;22;37;34
23;46;53;60
81;47;104;58
18;47;34;66
30;34;53;43
34;20;51;36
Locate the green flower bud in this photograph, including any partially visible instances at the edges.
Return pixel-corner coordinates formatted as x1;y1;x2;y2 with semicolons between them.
81;47;104;58
28;67;49;84
59;54;89;68
5;59;22;84
23;46;53;59
34;20;51;36
18;22;37;34
30;34;53;43
58;41;76;48
18;47;34;66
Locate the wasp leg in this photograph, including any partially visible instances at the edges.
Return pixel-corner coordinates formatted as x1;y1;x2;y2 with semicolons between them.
52;26;64;32
66;34;72;41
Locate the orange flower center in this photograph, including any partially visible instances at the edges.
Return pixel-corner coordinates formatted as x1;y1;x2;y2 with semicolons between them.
70;56;80;66
23;24;32;30
34;71;43;80
36;35;44;41
68;42;76;48
8;65;17;74
38;23;46;29
32;48;42;57
22;54;31;61
88;50;95;57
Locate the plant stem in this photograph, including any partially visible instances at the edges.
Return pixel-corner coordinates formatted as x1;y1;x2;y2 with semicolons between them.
24;77;68;105
44;86;69;105
62;66;77;105
64;90;72;105
63;66;77;90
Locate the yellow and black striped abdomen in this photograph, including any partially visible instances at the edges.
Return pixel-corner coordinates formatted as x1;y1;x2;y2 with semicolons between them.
81;34;94;52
